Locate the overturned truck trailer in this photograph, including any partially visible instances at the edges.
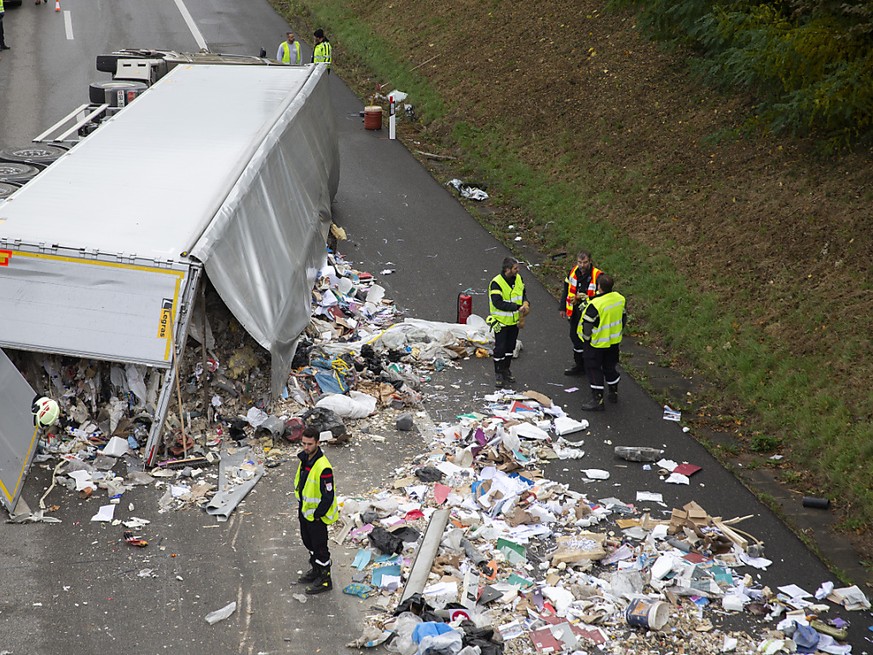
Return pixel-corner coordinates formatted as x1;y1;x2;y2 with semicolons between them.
0;62;339;509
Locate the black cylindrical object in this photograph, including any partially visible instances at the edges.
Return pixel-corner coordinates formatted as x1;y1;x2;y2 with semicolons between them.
802;496;830;509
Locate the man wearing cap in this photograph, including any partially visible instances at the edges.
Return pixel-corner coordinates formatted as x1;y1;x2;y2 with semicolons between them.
277;31;301;65
312;28;332;72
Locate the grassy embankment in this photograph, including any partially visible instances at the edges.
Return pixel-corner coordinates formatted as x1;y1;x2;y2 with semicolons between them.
272;0;873;554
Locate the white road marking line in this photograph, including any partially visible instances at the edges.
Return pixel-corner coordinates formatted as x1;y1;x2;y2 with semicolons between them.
63;10;73;40
172;0;208;51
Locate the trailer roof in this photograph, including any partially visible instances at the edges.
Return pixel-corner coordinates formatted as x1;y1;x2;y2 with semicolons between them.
0;64;316;262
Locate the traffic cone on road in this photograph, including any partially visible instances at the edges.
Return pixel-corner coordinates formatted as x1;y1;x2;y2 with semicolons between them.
55;0;60;11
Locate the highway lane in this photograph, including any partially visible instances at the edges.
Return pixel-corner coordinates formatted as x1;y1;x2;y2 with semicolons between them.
0;0;205;147
0;0;311;148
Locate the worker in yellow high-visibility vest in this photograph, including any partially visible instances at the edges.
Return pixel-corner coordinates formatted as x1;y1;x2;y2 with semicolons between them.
312;28;332;73
0;0;10;52
277;32;301;65
294;426;339;594
577;273;626;411
487;257;530;388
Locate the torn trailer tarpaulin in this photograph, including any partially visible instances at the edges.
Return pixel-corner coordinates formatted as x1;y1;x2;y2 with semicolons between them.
0;63;339;467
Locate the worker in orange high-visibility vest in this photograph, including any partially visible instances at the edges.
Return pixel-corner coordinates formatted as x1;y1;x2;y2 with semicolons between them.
560;250;603;377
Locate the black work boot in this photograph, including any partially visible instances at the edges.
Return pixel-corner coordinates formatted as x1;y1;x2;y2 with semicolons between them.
607;383;618;403
564;354;585;376
305;566;333;594
581;390;605;412
297;567;318;584
494;361;505;388
503;361;516;384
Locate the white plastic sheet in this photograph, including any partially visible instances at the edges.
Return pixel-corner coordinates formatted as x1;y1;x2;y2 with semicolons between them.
316;391;377;418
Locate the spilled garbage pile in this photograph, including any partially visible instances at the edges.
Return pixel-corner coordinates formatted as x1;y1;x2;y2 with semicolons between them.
8;244;869;653
13;248;494;526
339;390;867;655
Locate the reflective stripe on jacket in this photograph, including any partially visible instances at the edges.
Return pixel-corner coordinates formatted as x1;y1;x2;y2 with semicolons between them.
578;291;625;348
294;453;339;524
313;41;332;67
488;274;524;327
564;266;602;318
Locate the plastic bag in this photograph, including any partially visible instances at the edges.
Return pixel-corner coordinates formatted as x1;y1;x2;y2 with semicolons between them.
415;623;463;655
385;612;423;655
204;601;237;625
316;390;377;418
125;364;149;406
369;526;404;555
300;406;347;438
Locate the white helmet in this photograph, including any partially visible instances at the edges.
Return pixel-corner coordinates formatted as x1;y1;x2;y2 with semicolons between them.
33;397;60;427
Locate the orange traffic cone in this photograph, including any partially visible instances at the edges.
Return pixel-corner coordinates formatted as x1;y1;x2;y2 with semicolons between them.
55;0;60;11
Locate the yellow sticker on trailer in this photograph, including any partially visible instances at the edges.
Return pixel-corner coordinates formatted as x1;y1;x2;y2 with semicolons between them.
157;298;174;339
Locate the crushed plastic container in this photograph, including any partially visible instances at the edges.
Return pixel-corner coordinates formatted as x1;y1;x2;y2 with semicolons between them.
614;446;664;462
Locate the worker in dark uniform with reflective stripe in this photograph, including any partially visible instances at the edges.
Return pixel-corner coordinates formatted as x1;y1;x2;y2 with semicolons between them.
487;257;529;388
312;28;332;72
577;273;626;411
0;0;9;52
295;426;339;594
561;250;603;377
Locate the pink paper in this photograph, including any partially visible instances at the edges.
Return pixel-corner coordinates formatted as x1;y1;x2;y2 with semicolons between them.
433;483;451;504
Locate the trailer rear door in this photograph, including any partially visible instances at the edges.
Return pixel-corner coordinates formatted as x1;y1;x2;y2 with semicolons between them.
0;349;38;513
0;246;189;366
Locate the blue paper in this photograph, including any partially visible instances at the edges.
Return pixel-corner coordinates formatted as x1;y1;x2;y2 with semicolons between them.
372;564;401;588
352;548;372;570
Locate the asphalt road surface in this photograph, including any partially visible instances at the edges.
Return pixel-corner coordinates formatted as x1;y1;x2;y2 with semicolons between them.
0;1;869;653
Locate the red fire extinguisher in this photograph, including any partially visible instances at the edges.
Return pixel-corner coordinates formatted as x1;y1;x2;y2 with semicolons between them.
457;290;473;324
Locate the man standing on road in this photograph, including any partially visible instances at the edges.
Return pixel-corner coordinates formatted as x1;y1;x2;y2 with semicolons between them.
561;250;603;377
312;28;332;72
277;31;301;65
487;257;529;388
294;426;338;594
578;273;625;411
0;0;10;52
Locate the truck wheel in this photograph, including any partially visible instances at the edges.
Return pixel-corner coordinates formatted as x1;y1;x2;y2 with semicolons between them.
89;80;148;105
96;52;143;74
0;144;68;166
0;182;21;199
0;162;41;184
